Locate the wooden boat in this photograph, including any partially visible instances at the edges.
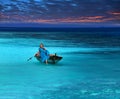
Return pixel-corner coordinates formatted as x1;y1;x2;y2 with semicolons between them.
34;53;62;64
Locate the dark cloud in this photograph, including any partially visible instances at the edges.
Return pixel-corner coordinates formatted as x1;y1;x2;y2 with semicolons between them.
0;0;120;24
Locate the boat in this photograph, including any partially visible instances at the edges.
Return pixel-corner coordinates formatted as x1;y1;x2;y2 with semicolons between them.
34;53;63;64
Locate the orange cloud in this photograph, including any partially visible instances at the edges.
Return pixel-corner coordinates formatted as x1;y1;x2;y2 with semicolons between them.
26;16;105;23
0;13;120;24
108;11;120;15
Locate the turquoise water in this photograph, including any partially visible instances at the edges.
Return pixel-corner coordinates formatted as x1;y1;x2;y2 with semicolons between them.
0;31;120;99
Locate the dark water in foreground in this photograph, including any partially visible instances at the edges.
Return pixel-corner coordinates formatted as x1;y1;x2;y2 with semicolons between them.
0;30;120;99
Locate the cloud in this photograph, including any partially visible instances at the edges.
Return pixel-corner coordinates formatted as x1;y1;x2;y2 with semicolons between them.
1;13;117;24
108;12;120;16
0;0;120;24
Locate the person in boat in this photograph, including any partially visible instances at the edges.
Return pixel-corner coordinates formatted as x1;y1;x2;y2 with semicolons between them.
34;43;62;64
35;43;50;64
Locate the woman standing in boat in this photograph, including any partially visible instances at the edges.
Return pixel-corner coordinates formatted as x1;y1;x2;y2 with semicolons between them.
35;43;50;64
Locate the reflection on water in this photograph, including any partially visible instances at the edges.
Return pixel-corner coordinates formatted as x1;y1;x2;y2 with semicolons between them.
0;31;120;98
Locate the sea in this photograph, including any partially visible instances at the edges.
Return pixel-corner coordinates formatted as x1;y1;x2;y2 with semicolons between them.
0;28;120;99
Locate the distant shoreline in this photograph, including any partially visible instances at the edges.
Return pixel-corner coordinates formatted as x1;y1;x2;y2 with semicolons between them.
0;27;120;32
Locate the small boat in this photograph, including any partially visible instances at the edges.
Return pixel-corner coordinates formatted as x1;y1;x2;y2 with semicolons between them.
34;53;63;64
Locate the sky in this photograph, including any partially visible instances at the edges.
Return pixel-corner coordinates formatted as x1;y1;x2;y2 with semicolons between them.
0;0;120;27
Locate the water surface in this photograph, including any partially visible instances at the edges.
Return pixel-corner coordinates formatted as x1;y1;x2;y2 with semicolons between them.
0;31;120;98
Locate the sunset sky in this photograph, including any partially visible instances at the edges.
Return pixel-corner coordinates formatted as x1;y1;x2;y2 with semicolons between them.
0;0;120;27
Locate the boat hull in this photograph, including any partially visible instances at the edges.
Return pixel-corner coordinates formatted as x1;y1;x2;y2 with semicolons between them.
35;55;62;64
